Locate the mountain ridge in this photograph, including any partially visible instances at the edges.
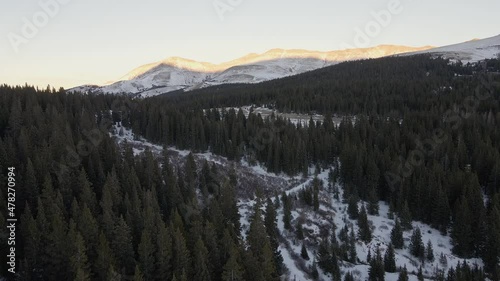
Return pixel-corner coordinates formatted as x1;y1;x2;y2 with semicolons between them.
69;44;432;97
69;34;500;97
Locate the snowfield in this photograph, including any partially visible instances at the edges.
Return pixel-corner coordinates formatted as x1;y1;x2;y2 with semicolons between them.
403;34;500;63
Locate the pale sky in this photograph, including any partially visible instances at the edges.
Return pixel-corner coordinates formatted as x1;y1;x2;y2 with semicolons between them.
0;0;499;89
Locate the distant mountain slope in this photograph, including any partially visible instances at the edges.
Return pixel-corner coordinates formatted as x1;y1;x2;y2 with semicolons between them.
403;34;500;62
69;45;431;97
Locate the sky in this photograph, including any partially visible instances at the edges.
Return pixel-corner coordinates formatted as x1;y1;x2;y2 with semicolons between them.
0;0;499;89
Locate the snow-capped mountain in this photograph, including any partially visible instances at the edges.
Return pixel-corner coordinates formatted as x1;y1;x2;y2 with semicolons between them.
69;45;431;97
403;34;500;62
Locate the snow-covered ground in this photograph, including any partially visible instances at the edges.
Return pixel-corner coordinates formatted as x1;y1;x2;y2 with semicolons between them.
403;34;500;63
110;123;484;281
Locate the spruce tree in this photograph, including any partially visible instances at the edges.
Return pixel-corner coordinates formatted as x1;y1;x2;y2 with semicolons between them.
400;201;412;230
344;272;355;281
391;219;404;249
367;187;379;216
397;266;409;281
70;232;91;281
193;238;211;281
313;177;320;211
384;244;397;272
368;247;385;281
301;243;310;260
221;246;244;281
282;192;292;230
20;205;40;276
112;216;135;275
348;227;357;263
410;227;425;260
451;197;473;257
264;198;283;274
483;198;500;277
77;204;99;263
417;266;424;281
426;240;435;262
95;231;115;281
44;207;70;280
155;221;172;281
173;228;191;280
347;196;359;220
358;205;372;243
261;241;279;281
138;228;155;281
296;222;304;240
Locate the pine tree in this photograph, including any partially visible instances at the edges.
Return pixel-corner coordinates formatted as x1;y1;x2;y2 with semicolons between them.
20;205;40;276
138;228;155;281
384;244;397;272
451;197;473;257
193;238;211;281
243;248;263;281
439;253;448;268
44;207;70;280
400;201;412;230
417;266;424;281
23;158;38;210
397;266;409;281
367;187;379;215
77;204;98;263
95;231;116;281
368;247;385;281
264;198;283;274
316;238;341;280
426;240;435;262
77;169;97;216
391;219;404;249
261;240;279;281
410;227;425;259
204;223;222;280
348;227;357;263
344;271;355;281
222;246;244;281
296;222;304;240
301;243;310;260
483;197;500;278
173;228;191;279
69;232;91;281
347;196;359;219
358;205;372;243
112;216;135;275
183;153;197;199
155;221;173;281
313;177;320;211
282;192;292;230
